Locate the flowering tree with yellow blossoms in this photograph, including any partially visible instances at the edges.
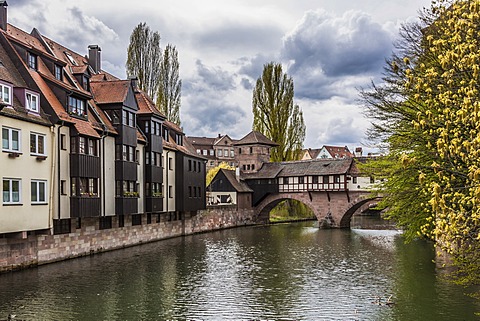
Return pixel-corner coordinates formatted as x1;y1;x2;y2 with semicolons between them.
361;0;480;291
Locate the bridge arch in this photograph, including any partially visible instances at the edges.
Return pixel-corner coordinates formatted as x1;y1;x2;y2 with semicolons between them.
254;191;380;228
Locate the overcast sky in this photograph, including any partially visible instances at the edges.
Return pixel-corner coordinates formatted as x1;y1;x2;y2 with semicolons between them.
10;0;432;152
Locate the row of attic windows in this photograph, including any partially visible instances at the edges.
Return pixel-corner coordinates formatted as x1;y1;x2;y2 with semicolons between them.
23;50;184;145
0;82;39;114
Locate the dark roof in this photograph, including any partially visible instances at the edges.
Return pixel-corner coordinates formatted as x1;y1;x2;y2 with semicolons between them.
186;136;216;147
243;158;354;179
234;130;278;146
242;162;284;179
218;169;253;193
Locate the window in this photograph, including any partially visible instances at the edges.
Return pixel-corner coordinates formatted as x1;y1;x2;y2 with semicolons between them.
196;149;201;155
88;139;96;156
55;64;62;80
122;110;135;127
60;134;66;150
209;149;214;156
283;177;289;184
60;180;67;195
26;92;39;113
250;147;253;154
202;150;207;156
78;137;86;154
168;185;173;198
334;175;341;183
30;132;45;155
74;177;98;197
230;149;234;157
65;52;78;66
217;149;223;157
169;157;173;170
239;148;242;154
193;161;197;172
0;83;11;105
299;177;304;184
353;176;357;184
224;149;228;157
68;96;86;117
2;127;20;152
82;75;89;90
162;127;168;140
176;134;183;145
323;176;330;184
31;180;47;204
188;159;192;171
27;52;37;69
3;178;21;204
312;176;319;184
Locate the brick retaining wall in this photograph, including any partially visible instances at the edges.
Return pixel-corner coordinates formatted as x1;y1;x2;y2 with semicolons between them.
0;206;255;273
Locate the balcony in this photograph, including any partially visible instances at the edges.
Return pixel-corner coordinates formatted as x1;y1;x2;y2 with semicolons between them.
146;196;163;212
70;196;101;218
115;197;138;215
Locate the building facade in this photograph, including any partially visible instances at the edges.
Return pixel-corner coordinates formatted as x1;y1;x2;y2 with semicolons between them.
0;3;205;238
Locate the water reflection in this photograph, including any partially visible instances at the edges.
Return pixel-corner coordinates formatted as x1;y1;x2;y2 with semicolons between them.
0;220;478;320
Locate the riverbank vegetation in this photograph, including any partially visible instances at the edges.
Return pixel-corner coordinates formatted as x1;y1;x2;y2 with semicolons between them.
360;0;480;300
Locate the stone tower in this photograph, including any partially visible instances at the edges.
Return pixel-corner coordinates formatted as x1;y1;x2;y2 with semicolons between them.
233;131;278;174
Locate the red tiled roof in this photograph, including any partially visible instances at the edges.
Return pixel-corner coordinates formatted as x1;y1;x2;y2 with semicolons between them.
135;90;165;118
73;119;100;138
90;80;129;104
164;119;182;133
323;145;353;159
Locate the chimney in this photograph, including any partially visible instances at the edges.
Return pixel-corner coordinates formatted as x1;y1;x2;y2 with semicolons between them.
0;1;7;31
218;133;221;138
88;45;101;73
129;76;138;91
355;147;363;157
235;167;240;182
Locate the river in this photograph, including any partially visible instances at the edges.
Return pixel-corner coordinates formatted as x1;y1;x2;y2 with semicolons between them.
0;216;478;320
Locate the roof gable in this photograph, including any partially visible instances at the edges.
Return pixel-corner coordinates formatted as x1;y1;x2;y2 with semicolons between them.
234;130;278;147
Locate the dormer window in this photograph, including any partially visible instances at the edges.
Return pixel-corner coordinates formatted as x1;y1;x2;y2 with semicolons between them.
54;64;62;81
0;83;11;105
65;52;78;66
27;52;37;70
26;92;39;113
175;133;183;146
82;75;89;90
68;96;86;117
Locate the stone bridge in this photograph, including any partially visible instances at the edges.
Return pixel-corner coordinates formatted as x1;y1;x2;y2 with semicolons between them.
254;190;381;228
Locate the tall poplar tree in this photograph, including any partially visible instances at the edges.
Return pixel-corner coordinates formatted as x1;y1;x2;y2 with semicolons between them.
157;44;182;125
252;62;306;162
126;22;162;100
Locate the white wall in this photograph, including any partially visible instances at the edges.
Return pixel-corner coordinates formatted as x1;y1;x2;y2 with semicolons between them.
0;117;54;233
163;148;176;212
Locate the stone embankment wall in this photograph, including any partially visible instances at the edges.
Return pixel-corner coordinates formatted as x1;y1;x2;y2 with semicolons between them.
0;206;255;273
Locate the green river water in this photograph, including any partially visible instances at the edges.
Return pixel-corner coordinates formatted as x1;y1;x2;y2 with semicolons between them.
0;216;478;320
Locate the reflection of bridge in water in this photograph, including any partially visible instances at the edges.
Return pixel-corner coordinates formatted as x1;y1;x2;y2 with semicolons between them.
242;158;380;228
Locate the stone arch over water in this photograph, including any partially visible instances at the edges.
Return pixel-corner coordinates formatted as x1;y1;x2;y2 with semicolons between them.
254;191;379;228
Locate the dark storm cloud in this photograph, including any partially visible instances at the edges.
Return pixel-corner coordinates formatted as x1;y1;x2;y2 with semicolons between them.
237;53;275;80
194;60;236;92
182;94;247;138
282;10;393;100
